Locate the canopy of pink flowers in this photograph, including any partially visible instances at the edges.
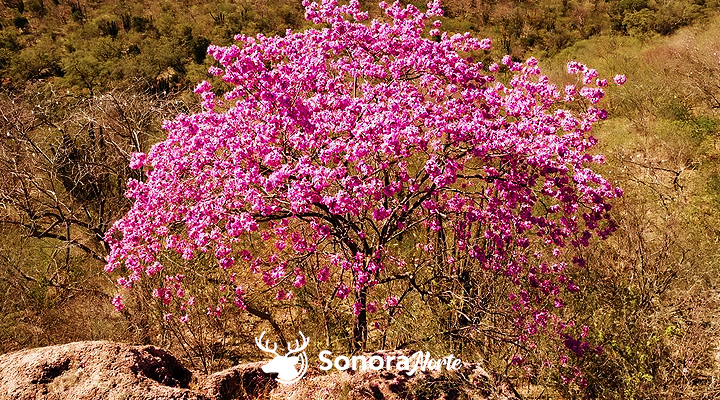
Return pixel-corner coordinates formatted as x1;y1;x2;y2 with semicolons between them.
105;0;623;363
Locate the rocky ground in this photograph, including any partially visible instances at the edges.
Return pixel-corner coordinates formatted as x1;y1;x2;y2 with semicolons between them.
0;341;518;399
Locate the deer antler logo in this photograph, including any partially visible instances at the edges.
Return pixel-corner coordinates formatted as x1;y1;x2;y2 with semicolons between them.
255;331;309;384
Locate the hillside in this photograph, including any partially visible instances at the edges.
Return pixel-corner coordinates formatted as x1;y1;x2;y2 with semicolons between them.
1;1;720;399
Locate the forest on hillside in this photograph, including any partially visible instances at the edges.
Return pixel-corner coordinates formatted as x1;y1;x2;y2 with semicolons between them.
2;0;720;398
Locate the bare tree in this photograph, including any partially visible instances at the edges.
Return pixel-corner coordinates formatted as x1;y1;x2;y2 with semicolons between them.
0;84;190;350
0;85;186;263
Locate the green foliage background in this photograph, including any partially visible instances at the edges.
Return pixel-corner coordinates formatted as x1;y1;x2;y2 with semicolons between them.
2;0;720;398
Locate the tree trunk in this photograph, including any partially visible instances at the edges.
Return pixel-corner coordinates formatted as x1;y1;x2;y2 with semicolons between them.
352;288;368;353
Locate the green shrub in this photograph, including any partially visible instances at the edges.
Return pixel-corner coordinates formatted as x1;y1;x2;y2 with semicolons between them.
98;20;119;39
189;36;210;64
13;16;29;29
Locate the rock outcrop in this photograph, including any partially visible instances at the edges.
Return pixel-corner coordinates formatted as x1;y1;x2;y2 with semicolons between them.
0;342;517;399
0;341;204;399
0;341;275;400
269;350;519;400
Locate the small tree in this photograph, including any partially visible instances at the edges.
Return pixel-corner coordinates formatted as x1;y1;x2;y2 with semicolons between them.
0;85;188;349
106;0;623;368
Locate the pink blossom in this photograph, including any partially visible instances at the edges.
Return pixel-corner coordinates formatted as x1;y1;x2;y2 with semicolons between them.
336;284;350;300
105;0;621;371
129;152;147;170
316;266;330;282
293;274;307;288
111;294;124;312
367;301;378;313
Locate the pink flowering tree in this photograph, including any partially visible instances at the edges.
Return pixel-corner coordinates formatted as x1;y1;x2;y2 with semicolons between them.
105;0;623;361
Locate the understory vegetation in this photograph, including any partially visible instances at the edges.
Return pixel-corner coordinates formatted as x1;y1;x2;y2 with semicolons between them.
1;1;720;399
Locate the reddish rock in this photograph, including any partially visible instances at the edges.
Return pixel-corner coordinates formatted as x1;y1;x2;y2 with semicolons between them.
269;350;520;400
0;343;517;400
195;362;275;400
0;341;207;400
